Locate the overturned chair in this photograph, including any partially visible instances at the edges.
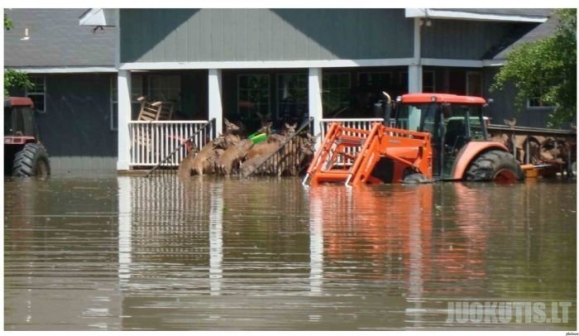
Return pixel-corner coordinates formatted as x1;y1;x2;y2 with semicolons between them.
132;97;177;166
136;96;175;121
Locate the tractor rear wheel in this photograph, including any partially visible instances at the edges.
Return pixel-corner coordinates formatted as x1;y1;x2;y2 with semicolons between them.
466;149;523;182
13;143;51;178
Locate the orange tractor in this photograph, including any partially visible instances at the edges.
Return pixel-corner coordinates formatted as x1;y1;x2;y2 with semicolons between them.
303;93;524;186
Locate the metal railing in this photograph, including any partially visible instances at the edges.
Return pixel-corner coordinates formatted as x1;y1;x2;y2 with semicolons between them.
244;118;314;177
129;120;215;168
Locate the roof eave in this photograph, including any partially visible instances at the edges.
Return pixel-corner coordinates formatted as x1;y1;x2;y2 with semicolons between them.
79;8;116;26
405;8;548;23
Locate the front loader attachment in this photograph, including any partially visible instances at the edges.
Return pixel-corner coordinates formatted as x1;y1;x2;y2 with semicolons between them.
303;122;432;186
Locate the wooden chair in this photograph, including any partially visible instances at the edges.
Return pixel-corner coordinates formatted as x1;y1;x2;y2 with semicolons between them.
133;97;176;164
137;96;175;121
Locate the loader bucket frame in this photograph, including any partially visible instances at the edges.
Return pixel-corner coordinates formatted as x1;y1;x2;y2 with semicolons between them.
303;122;432;186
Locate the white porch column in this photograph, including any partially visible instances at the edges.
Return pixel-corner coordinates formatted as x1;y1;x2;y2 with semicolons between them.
408;65;422;93
208;69;223;136
117;70;132;171
408;18;423;93
308;68;323;145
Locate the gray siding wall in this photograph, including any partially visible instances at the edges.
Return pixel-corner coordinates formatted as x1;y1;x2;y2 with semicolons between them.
120;9;413;63
421;20;515;59
34;74;117;174
483;67;553;128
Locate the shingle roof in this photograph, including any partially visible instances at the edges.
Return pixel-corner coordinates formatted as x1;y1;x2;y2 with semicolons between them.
4;9;115;68
486;10;559;60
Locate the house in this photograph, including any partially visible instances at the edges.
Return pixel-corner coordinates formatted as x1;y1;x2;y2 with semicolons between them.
4;8;117;174
5;8;558;173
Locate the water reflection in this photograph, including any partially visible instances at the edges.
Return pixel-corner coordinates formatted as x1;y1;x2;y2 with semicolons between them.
4;178;122;330
309;188;324;295
4;176;576;330
118;177;132;286
209;183;223;296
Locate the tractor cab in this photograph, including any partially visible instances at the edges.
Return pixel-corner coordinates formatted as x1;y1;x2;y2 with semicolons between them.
393;93;489;179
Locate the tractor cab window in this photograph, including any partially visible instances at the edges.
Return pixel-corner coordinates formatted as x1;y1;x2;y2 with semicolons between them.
396;104;431;131
21;107;35;136
4;107;12;135
5;106;35;137
11;107;26;136
396;103;443;137
420;104;442;137
444;107;468;150
444;104;485;144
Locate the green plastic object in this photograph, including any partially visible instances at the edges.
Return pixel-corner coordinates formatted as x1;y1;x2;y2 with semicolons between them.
249;132;267;144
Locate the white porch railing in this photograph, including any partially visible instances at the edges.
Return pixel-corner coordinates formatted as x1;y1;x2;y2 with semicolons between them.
319;118;385;139
129;120;214;167
319;118;385;167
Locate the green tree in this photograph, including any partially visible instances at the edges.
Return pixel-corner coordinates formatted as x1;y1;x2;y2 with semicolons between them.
4;12;33;96
491;9;576;127
4;13;13;30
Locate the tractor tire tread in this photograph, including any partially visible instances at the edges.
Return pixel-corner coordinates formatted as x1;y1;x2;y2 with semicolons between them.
12;143;51;178
466;149;523;182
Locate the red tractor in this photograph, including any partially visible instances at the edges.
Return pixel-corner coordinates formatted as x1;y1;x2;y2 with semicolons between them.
4;97;50;178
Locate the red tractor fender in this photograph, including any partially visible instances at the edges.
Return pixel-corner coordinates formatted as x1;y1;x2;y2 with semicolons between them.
451;141;511;180
4;136;37;145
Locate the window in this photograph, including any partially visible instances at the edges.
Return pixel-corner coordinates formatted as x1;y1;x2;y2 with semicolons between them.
423;70;435;93
358;72;392;89
398;71;434;92
149;75;181;102
277;73;308;122
399;71;408;91
238;74;270;120
111;75;144;130
527;87;555;108
466;72;483;97
322;73;351;116
26;76;46;113
527;97;554;108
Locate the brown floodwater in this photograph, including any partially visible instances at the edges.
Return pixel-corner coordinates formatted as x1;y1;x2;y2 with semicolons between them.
3;174;577;330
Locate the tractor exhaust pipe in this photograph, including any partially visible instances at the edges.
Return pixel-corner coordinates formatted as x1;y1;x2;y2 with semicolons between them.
382;91;392;120
373;91;393;125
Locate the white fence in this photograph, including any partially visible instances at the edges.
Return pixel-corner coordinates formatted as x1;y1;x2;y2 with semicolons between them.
319;118;385;139
319;118;384;167
129;120;214;167
127;118;385;168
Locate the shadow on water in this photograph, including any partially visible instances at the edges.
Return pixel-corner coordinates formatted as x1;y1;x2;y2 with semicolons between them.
3;175;576;330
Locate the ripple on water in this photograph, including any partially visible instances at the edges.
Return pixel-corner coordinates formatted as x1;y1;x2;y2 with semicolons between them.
4;177;576;330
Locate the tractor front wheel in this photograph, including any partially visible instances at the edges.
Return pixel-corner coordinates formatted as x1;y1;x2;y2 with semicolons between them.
403;173;432;184
466;149;523;182
13;143;51;178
